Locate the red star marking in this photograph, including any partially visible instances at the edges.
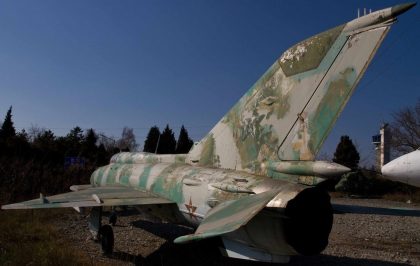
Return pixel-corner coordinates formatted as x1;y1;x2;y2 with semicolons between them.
184;197;197;219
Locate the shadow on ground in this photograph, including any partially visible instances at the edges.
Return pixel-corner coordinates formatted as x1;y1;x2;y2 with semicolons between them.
116;219;408;266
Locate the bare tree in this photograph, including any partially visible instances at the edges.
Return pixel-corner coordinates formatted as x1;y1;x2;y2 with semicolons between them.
117;127;137;152
27;124;47;143
390;99;420;155
97;133;118;152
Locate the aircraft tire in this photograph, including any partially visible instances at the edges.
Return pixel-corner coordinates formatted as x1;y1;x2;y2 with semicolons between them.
100;224;114;254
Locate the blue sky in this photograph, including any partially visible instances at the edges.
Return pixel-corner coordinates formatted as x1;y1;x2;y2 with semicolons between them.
0;0;419;166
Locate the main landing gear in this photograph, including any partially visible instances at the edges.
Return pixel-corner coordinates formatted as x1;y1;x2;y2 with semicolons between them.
99;224;114;254
88;207;116;255
109;210;117;226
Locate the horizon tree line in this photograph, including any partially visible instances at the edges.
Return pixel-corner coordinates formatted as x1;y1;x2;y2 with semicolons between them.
143;124;193;154
0;106;194;201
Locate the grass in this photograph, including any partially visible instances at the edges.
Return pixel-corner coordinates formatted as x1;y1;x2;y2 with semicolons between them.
0;209;92;265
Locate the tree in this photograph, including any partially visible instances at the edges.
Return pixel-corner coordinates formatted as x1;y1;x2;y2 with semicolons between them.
143;126;161;153
117;127;137;152
66;126;84;143
27;125;46;143
175;125;193;154
96;143;109;166
13;129;31;159
0;106;16;141
33;130;56;149
82;128;98;159
390;99;420;155
157;124;176;154
333;135;360;170
97;133;119;153
65;126;84;156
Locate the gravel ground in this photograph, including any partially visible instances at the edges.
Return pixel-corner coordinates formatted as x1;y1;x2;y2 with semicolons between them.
52;197;420;266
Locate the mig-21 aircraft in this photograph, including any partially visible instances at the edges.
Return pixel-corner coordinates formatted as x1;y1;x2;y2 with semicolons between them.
2;2;417;263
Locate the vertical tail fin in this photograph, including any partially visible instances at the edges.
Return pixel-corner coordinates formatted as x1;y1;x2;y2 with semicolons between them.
187;4;415;175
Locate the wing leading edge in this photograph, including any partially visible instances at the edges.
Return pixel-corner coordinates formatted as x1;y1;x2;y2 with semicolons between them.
1;185;173;210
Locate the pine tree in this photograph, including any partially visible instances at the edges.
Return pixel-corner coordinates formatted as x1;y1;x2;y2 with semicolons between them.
82;128;98;159
175;125;193;154
143;126;161;153
65;126;84;156
96;143;109;165
157;124;176;154
33;130;56;148
0;106;16;141
333;135;360;170
67;126;84;143
84;129;98;149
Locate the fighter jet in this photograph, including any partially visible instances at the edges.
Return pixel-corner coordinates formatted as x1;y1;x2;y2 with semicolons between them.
382;148;420;188
1;3;417;263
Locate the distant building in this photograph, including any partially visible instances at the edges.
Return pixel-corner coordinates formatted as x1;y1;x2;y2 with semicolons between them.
372;123;391;171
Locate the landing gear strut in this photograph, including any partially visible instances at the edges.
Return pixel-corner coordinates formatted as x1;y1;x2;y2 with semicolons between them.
88;207;102;241
88;207;115;254
109;210;117;226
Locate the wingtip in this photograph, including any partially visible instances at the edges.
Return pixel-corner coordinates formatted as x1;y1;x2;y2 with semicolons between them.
1;203;19;210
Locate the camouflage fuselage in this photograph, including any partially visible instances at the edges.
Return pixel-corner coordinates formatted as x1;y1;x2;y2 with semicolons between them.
91;152;305;226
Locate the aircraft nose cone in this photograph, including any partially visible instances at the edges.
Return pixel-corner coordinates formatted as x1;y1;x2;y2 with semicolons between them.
391;2;417;17
381;163;392;176
381;161;399;179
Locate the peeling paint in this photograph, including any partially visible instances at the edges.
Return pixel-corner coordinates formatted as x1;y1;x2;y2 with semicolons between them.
279;25;345;76
198;134;216;166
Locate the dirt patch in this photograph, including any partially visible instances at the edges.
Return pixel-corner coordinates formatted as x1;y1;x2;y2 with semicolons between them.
50;198;420;265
